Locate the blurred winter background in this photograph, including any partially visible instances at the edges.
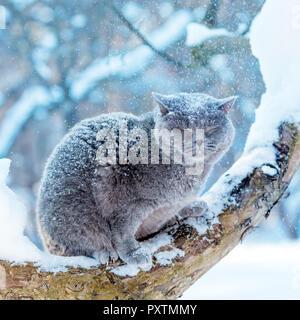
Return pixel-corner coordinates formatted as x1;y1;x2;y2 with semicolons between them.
0;0;299;299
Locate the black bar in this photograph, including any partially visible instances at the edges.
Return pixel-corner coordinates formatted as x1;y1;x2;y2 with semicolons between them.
0;300;298;319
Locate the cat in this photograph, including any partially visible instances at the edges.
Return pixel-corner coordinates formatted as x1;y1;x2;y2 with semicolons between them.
37;92;236;265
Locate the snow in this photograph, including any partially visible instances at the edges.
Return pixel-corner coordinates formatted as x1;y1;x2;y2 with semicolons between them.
181;240;300;299
0;0;299;294
32;48;52;80
283;168;300;233
32;25;58;80
40;32;57;50
110;264;140;277
0;92;4;107
0;159;97;272
10;0;35;10
182;0;300;298
0;6;5;30
155;247;185;266
261;165;278;177
209;55;234;84
0;86;52;158
202;147;275;213
112;233;178;276
0;163;183;275
70;9;193;100
192;7;207;22
70;14;87;29
201;0;300;214
158;2;174;19
122;1;144;23
186;23;233;47
30;5;54;23
245;0;300;154
0;84;63;158
186;217;211;235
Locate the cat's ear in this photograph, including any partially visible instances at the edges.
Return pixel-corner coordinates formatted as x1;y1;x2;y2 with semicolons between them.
217;96;237;113
152;92;170;115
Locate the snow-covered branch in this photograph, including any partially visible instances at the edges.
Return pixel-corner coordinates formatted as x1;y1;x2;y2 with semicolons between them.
0;120;299;299
69;9;193;101
0;86;52;158
0;8;193;155
0;0;299;300
108;2;185;68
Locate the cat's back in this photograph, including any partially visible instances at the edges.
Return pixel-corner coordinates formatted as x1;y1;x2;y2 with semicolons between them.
38;112;144;195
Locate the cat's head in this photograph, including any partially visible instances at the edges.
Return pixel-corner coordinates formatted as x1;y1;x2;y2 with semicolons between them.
152;92;236;163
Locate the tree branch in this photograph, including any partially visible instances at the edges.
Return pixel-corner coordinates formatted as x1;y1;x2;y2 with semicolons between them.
0;122;299;300
107;2;185;68
203;0;221;28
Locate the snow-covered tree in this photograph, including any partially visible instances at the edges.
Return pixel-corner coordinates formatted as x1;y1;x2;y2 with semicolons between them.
0;0;300;299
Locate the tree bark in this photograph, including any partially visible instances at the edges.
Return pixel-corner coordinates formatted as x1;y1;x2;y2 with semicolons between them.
0;123;300;300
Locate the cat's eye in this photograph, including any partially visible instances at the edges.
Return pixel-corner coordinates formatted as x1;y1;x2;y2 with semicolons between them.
205;127;219;135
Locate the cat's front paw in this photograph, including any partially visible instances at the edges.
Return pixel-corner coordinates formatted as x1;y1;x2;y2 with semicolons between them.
120;245;152;266
93;247;118;265
179;200;211;219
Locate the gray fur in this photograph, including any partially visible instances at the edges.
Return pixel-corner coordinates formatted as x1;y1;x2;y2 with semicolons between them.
37;92;236;265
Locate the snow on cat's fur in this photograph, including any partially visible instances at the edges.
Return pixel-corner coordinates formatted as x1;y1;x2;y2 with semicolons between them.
37;92;236;265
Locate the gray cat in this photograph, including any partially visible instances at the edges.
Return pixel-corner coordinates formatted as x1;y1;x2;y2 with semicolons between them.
37;92;236;265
